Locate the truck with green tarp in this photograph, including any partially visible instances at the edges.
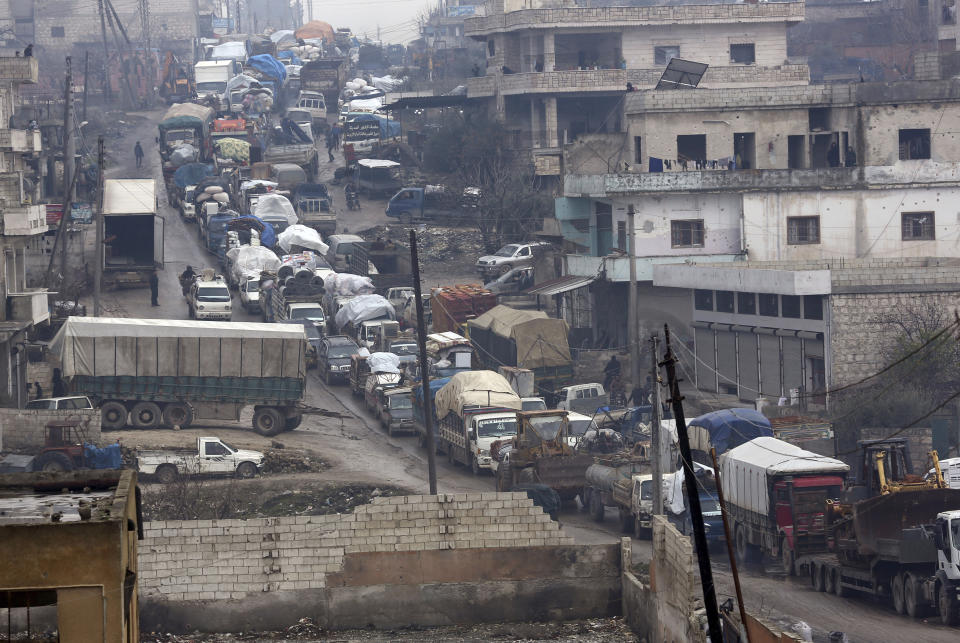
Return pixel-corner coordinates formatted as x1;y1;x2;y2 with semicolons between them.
51;317;308;436
158;103;216;162
467;305;573;396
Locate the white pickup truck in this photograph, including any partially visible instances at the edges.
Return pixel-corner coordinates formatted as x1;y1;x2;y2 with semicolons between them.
136;437;264;483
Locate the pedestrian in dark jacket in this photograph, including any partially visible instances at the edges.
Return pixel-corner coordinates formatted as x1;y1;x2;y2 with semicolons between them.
149;271;159;306
52;368;67;397
134;141;144;168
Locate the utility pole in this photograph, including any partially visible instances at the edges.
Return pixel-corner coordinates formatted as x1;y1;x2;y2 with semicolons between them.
410;230;438;494
105;0;137;108
627;204;640;388
97;0;112;102
650;333;663;516
94;137;105;316
82;51;89;122
661;324;723;643
45;57;75;288
139;0;154;103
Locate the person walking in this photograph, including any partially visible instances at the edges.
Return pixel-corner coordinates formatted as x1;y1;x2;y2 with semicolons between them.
149;270;159;307
827;141;840;168
134;141;144;168
602;354;622;391
331;122;342;150
326;131;336;162
52;368;67;397
33;381;43;400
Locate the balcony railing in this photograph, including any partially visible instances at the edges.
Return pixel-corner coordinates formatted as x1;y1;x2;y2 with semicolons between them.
0;129;41;153
2;205;47;236
566;253;741;282
500;69;626;94
0;56;39;83
7;290;50;326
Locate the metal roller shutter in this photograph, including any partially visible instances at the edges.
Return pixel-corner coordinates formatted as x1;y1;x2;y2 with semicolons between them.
694;326;716;392
737;332;759;401
759;334;781;398
782;336;804;395
716;330;737;393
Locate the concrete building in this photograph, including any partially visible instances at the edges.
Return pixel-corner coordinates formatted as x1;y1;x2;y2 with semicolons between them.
555;78;960;347
0;55;48;408
0;469;140;642
464;0;808;176
651;257;960;410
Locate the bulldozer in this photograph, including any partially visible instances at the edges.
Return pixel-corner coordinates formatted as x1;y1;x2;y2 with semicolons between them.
160;51;194;104
494;409;594;501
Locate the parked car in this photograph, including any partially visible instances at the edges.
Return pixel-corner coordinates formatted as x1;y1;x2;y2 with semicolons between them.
476;241;551;277
26;396;94;410
556;383;609;415
240;278;262;313
317;335;361;384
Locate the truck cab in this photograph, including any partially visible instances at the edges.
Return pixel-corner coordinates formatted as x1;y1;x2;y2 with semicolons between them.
287;302;326;332
632;473;654;536
295;90;327;128
189;273;233;320
461;408;519;474
180;185;198;221
355;159;401;198
194;60;234;103
382;387;414;436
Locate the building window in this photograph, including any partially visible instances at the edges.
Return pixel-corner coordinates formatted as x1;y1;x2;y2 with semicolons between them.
781;295;802;319
488;40;495;56
671;219;704;248
803;295;823;320
677;134;706;162
808;107;830;132
899;129;931;160
787;216;821;245
758;293;779;317
902;212;935;240
716;291;735;313
617;220;627;251
51;26;65;37
655;45;680;65
730;43;755;64
634;136;642;165
694;289;714;311
737;292;756;315
943;0;956;24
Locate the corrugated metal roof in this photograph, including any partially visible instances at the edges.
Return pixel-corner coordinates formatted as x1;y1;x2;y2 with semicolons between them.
524;275;594;296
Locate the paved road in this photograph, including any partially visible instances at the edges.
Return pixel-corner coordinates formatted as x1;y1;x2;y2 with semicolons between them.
96;111;959;643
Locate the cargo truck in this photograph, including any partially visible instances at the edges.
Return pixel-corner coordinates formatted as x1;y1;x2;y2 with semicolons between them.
300;58;347;108
347;240;413;293
434;371;522;474
719;437;849;573
51;317;308;436
158;103;215;161
293;183;336;235
468;305;574;395
102;179;164;289
582;454;651;535
195;60;234;103
430;285;496;334
413;376;450;452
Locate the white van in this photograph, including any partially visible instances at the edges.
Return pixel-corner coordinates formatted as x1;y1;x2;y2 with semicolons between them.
188;274;232;321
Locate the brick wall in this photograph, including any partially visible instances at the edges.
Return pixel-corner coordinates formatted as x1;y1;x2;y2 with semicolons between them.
0;408;101;450
140;492;574;602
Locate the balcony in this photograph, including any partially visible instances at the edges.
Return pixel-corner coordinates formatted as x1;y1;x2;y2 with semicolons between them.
2;205;47;236
0;56;39;84
467;75;497;97
7;290;50;326
500;69;625;95
0;129;42;154
566;252;741;282
466;1;805;35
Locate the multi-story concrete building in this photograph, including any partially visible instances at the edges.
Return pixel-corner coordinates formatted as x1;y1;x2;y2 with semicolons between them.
464;0;808;175
553;79;960;348
0;55;48;407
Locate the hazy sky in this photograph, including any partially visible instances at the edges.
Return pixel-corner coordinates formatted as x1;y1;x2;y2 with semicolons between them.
302;0;432;44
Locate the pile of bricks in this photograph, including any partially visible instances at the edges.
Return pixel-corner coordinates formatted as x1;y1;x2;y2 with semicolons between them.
139;492;573;602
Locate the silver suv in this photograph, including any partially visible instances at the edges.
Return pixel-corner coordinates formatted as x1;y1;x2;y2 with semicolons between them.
476;241;551;277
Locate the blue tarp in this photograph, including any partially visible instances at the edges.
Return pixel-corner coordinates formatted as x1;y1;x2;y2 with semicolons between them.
231;215;277;248
687;408;773;455
276;50;303;66
83;443;123;469
348;112;401;139
173;162;214;188
247;54;287;83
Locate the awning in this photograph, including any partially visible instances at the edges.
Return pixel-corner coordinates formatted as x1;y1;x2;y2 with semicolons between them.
524;275;594;296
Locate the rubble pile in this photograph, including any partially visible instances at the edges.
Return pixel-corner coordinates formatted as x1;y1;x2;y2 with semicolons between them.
260;447;327;474
258;484;407;517
359;225;483;264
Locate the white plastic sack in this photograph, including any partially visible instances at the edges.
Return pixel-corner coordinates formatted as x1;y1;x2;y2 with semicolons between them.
367;351;401;374
170;144;198;167
226;245;281;281
253;193;298;225
323;272;376;296
277;224;329;254
334;294;395;330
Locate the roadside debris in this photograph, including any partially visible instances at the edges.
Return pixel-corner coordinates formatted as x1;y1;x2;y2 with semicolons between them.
260;447;328;474
358;225;482;265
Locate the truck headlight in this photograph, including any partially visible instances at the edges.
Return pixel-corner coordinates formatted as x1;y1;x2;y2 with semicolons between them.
198;305;205;310
225;304;231;310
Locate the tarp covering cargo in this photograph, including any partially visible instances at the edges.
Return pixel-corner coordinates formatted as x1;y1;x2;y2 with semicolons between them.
334;294;395;330
688;408;773;456
227;245;281;282
51;317;306;378
229;215;276;248
277;224;328;254
468;305;570;370
227;74;260;93
247;54;287;82
169;144;198;167
173;163;214;188
210;41;247;60
213;137;250;163
253;193;298;225
270;29;296;43
83;443;123;469
323;272;376;296
295;20;334;43
159;103;215;131
720;437;848;517
434;370;522;420
367;351;401;374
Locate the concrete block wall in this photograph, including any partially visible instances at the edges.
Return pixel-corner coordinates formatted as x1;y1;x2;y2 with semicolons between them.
0;408;101;450
139;492;574;602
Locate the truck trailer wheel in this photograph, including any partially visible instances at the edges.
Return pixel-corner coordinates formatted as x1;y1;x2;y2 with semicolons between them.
780;538;795;576
252;407;284;436
939;582;959;626
284;414;303;431
589;492;605;523
162;403;193;429
811;563;826;592
892;573;906;615
33;451;74;472
131;402;162;429
155;464;178;484
905;572;925;617
100;401;129;430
